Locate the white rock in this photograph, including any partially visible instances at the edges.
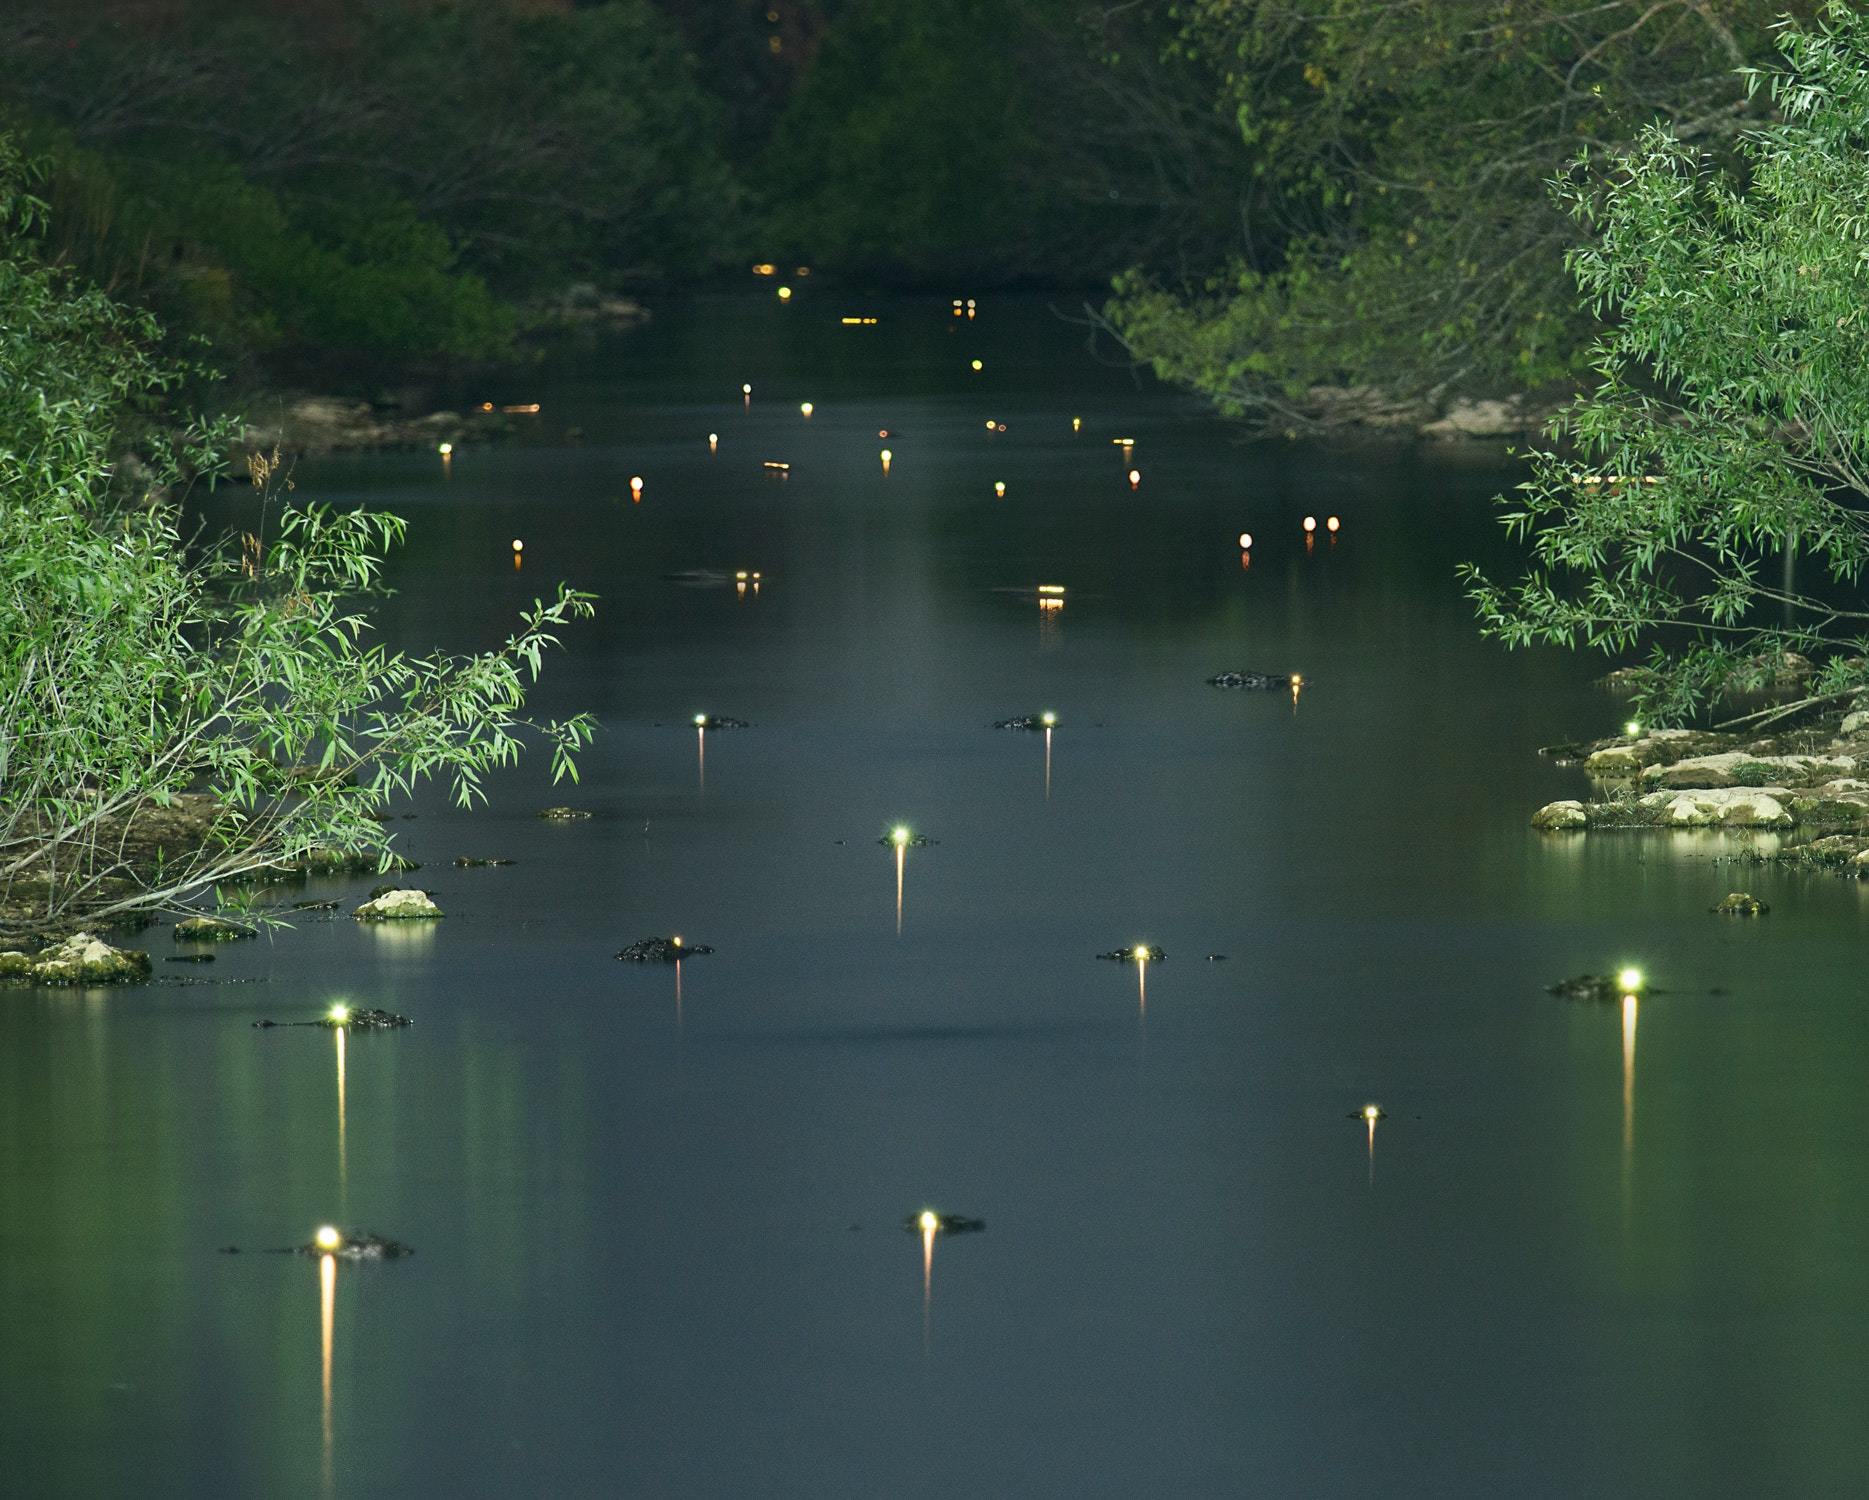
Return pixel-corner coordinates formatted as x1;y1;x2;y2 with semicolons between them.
1531;800;1589;830
1842;709;1869;735
1640;788;1792;828
353;889;444;921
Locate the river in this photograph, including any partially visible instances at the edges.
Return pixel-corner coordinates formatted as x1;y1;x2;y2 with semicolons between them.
4;293;1866;1497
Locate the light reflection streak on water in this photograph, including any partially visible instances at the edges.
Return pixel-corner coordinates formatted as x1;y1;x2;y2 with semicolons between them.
1136;958;1147;1027
922;1219;936;1355
895;844;906;936
320;1251;336;1495
696;726;705;794
1043;726;1052;801
335;1027;347;1207
674;958;683;1025
1367;1112;1377;1185
1622;993;1638;1204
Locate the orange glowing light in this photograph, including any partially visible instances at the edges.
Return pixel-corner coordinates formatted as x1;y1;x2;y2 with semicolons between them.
708;432;718;451
1303;515;1318;533
501;403;540;415
1072;417;1082;432
1128;469;1141;489
752;263;776;276
1326;515;1341;533
994;481;1006;497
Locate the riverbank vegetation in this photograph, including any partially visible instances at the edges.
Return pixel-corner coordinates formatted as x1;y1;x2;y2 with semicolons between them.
0;140;594;940
1466;4;1869;722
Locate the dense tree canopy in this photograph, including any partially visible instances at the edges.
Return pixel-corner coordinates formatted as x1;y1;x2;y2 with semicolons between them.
1106;0;1812;430
1466;3;1869;723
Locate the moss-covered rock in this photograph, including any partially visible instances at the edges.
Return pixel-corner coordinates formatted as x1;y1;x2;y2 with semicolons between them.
173;915;255;943
2;932;152;985
1712;892;1768;916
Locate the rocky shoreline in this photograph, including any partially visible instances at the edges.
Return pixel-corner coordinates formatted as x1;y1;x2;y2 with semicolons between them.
1530;694;1869;876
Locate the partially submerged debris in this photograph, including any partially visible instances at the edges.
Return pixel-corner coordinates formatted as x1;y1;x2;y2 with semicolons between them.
1096;945;1165;962
1712;892;1768;916
452;856;514;867
537;806;592;821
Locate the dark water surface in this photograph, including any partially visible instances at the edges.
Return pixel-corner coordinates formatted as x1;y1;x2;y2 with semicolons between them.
6;296;1868;1498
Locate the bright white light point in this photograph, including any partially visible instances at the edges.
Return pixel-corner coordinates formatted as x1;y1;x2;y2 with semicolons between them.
328;1003;349;1023
880;448;893;462
709;433;718;443
1326;516;1341;532
437;442;452;456
742;383;752;395
511;539;524;553
777;285;792;300
1128;469;1140;484
672;936;682;948
1303;516;1317;533
1363;1103;1380;1121
1133;945;1149;961
1238;532;1253;550
892;826;911;846
919;1210;939;1232
315;1226;341;1251
970;359;983;371
1072;417;1082;431
1041;711;1056;726
630;475;643;489
800;402;813;416
1618;967;1644;993
1625;720;1642;738
694;714;707;727
994;481;1006;496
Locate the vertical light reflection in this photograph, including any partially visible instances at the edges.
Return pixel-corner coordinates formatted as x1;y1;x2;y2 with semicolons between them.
334;1027;347;1206
1043;725;1052;802
895;843;906;936
1622;991;1638;1174
921;1213;936;1356
696;725;705;794
319;1251;336;1495
674;958;683;1026
1136;957;1147;1021
1366;1112;1377;1184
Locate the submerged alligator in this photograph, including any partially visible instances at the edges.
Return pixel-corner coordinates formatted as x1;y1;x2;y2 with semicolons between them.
1207;671;1292;690
616;936;714;963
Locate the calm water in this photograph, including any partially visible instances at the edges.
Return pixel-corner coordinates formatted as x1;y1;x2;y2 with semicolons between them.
5;295;1868;1498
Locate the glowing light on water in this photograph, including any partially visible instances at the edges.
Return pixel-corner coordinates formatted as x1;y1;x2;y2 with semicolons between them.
994;481;1006;497
320;1248;336;1490
1326;515;1341;534
629;476;644;498
1623;991;1638;1166
1072;417;1082;432
1128;469;1140;489
511;539;524;553
1625;720;1642;738
880;448;893;474
800;402;814;417
315;1225;342;1252
1302;516;1317;534
1618;967;1644;993
970;359;983;371
708;433;718;452
1238;532;1253;550
437;442;452;457
777;285;793;301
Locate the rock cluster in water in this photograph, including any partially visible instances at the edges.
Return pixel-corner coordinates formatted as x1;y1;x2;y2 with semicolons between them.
173;915;256;943
537;806;593;820
991;715;1053;732
876;833;936;848
615;937;714;963
902;1213;985;1235
1713;892;1768;917
452;856;514;867
0;932;152;985
691;715;751;731
1096;945;1165;962
1207;671;1292;690
353;889;444;921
